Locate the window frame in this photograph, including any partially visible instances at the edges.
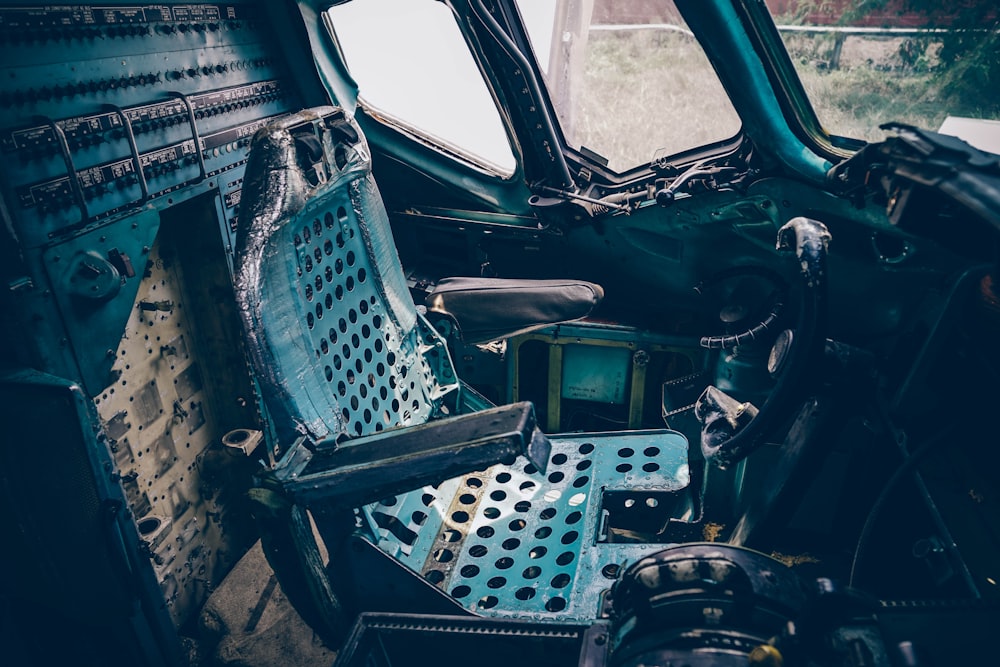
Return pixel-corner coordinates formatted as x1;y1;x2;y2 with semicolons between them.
734;0;863;161
489;0;750;189
508;0;747;179
323;0;522;180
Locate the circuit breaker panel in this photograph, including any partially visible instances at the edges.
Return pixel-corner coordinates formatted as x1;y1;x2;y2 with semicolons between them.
0;4;304;248
0;1;323;657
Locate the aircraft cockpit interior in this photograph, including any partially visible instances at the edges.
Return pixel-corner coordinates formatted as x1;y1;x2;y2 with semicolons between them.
1;1;999;665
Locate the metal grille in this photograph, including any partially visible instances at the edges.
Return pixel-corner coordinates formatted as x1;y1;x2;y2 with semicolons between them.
369;431;690;622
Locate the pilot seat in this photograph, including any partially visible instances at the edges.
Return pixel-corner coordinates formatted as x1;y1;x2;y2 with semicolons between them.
234;107;691;636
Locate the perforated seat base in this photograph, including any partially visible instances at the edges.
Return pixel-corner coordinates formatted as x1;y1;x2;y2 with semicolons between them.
366;430;690;621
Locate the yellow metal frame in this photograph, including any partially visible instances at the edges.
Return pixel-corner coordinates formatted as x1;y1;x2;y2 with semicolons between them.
509;325;705;432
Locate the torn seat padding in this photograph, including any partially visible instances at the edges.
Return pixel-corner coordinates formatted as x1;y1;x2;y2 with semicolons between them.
426;277;604;344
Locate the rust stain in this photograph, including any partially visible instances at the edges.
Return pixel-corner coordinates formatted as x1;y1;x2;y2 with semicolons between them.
770;551;820;567
702;522;724;542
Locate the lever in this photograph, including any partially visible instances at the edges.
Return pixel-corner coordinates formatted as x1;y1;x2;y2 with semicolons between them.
655;159;738;206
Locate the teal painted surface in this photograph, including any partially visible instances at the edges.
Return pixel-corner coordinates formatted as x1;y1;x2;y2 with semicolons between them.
236;109;460;444
370;430;691;621
296;0;536;215
562;344;632;404
39;208;161;395
679;0;830;183
297;1;360;115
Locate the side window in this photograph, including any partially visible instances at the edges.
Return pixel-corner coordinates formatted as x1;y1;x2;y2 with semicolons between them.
767;1;999;145
327;0;517;176
515;0;742;173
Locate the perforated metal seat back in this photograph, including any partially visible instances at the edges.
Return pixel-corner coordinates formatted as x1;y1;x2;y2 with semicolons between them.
235;107;458;447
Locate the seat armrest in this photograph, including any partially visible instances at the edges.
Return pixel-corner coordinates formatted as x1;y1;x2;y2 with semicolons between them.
274;402;550;507
426;277;603;344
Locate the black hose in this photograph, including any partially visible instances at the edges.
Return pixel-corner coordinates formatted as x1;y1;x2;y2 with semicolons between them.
699;300;784;349
696;265;788;350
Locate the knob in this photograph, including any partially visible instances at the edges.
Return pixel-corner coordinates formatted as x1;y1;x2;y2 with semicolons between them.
654;188;676;207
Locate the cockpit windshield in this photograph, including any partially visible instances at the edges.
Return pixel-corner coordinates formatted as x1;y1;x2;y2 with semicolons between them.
765;0;999;147
515;0;743;172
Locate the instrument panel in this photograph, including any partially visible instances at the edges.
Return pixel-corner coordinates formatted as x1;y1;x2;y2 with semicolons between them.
0;2;300;250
